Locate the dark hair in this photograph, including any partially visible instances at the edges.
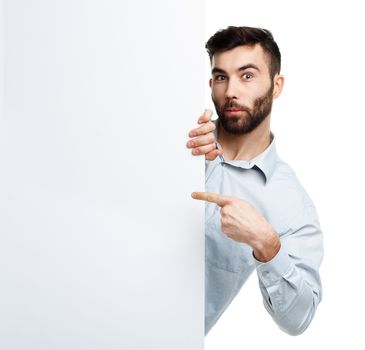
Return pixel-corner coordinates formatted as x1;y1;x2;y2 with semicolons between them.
205;26;281;79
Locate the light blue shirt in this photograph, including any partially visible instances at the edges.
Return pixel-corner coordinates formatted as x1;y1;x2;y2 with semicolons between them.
205;121;323;336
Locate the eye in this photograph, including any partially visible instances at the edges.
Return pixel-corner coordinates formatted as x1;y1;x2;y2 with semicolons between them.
214;75;226;82
242;73;254;80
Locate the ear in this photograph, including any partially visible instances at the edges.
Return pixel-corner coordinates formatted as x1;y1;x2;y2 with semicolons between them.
272;74;284;99
209;78;212;88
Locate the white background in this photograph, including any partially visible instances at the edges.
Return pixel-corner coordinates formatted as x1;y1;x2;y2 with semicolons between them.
204;0;365;348
0;1;205;349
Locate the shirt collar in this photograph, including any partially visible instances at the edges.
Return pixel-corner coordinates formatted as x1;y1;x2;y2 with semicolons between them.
213;119;278;184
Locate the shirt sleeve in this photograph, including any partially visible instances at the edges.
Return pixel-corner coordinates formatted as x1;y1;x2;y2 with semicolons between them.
253;204;324;336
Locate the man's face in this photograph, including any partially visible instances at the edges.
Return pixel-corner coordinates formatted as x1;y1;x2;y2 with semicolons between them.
210;44;275;135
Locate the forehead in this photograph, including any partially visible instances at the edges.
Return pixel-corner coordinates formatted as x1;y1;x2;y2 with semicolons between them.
211;44;270;75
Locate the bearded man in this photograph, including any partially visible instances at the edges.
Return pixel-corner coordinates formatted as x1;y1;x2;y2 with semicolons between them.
186;26;323;336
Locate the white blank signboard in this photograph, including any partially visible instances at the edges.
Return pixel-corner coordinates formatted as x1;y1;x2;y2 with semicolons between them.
0;1;205;349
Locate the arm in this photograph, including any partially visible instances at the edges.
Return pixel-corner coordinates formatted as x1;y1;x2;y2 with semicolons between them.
192;192;323;336
253;204;323;336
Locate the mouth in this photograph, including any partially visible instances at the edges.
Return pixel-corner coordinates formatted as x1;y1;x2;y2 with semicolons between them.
225;108;244;115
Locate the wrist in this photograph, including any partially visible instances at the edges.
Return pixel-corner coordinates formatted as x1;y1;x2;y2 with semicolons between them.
252;228;281;263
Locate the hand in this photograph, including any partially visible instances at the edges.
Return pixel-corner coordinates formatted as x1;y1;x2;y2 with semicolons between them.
186;109;222;161
192;191;281;262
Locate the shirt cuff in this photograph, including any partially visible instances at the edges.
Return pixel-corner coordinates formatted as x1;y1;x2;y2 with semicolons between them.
253;245;293;287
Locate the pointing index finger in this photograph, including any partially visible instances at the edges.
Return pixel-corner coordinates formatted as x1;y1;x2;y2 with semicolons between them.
191;191;231;207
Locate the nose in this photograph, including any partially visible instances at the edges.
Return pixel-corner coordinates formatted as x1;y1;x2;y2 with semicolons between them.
224;77;240;100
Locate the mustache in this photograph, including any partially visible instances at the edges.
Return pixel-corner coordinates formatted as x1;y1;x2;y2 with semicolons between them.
223;100;250;112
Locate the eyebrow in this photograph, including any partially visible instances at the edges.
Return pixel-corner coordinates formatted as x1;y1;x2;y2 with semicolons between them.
211;64;261;75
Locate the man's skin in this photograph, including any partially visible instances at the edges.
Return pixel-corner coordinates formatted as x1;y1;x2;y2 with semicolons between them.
187;44;285;263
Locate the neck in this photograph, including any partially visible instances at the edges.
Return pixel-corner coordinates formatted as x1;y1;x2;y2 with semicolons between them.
217;116;272;161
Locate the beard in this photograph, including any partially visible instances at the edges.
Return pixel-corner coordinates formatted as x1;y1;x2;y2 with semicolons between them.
212;83;274;135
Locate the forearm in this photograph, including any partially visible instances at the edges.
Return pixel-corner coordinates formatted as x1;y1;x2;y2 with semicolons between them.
255;246;322;336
